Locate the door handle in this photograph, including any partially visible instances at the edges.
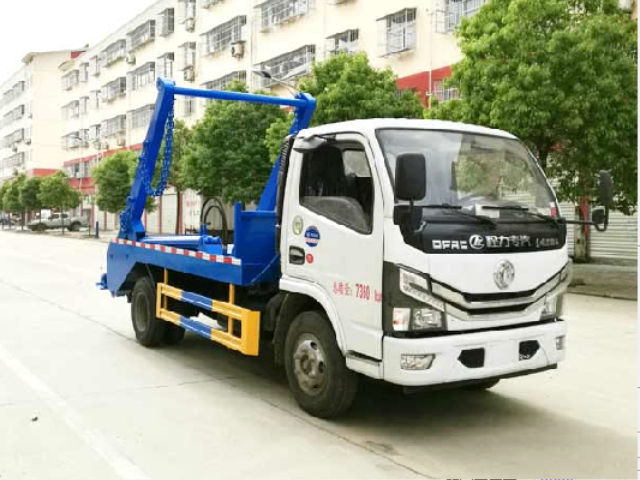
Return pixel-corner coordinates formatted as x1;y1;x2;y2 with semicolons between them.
289;246;305;265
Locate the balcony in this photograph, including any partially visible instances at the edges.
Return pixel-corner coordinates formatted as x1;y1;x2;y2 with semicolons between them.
201;16;247;55
101;39;127;67
101;77;127;103
128;20;156;52
62;70;80;91
255;45;315;88
326;29;359;56
255;0;314;32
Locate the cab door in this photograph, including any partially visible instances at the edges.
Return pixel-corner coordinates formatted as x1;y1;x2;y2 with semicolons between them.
281;133;384;359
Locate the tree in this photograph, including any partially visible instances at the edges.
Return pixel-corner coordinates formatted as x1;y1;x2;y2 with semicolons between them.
92;150;156;215
19;177;43;221
157;119;190;233
2;173;26;229
38;171;81;233
425;0;637;215
265;52;424;156
181;81;287;203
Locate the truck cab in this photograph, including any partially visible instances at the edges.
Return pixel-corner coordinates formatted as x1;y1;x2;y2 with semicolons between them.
280;119;570;390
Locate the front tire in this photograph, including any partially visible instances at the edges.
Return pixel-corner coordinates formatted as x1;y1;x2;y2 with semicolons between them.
284;311;358;418
69;222;81;232
131;277;166;347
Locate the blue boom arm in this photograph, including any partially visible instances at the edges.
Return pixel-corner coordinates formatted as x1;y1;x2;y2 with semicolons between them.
119;77;316;241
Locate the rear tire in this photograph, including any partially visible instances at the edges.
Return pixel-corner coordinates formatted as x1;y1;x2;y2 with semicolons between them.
131;277;166;347
463;379;500;391
163;323;185;345
284;311;358;418
69;222;81;232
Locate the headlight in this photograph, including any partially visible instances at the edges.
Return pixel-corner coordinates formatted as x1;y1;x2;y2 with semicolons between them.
412;307;443;330
399;268;445;311
392;306;443;331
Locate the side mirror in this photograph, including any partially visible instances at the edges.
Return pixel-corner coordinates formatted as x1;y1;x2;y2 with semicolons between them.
592;206;606;228
598;170;613;208
395;153;426;202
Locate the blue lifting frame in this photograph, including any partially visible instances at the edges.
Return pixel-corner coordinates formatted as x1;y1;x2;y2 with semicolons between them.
101;78;316;295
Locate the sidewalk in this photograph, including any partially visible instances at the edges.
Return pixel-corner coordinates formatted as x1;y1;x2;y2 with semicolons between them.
569;263;637;301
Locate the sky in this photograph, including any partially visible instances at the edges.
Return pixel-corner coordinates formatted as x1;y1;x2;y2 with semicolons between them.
0;0;154;83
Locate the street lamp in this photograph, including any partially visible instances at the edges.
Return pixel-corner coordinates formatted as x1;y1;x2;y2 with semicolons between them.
251;69;297;94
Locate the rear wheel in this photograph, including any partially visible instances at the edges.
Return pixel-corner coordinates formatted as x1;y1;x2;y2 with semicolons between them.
131;277;166;347
284;311;358;418
68;222;81;232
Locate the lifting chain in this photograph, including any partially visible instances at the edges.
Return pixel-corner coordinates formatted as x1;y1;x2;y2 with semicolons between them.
139;106;174;198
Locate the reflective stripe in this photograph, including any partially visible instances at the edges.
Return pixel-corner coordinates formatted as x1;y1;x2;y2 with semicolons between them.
112;238;242;265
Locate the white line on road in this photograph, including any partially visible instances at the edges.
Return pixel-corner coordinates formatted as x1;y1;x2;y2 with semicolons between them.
0;342;149;480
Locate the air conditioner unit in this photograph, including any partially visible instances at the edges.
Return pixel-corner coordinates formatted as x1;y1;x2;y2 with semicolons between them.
185;17;195;32
202;0;213;8
24;138;31;145
183;68;195;82
117;138;126;147
126;54;136;65
231;41;245;58
11;145;18;153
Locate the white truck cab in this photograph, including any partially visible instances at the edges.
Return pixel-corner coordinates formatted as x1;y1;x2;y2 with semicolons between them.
280;119;570;393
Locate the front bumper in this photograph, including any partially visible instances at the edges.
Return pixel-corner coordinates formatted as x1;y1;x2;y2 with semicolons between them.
382;320;566;386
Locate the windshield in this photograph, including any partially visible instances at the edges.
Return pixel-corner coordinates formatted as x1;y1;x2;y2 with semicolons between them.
377;129;557;217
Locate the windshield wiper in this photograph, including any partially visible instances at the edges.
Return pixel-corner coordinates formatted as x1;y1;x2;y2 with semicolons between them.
481;205;560;227
421;204;497;226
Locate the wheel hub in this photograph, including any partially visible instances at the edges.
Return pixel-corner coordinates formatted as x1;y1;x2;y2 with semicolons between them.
293;333;326;396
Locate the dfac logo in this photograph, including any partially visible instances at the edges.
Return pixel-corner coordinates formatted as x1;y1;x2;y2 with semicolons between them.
469;234;485;250
494;259;515;290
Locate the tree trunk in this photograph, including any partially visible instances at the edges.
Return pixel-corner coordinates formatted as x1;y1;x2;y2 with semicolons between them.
175;190;182;235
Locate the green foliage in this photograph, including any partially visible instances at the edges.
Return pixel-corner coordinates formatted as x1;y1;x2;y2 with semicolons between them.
298;52;424;125
425;0;637;213
38;171;81;211
265;113;293;160
2;173;26;213
92;151;137;213
19;177;43;213
265;52;424;158
157;119;191;192
92;150;156;214
181;81;287;203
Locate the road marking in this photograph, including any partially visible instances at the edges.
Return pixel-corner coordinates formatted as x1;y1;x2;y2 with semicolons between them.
0;342;149;480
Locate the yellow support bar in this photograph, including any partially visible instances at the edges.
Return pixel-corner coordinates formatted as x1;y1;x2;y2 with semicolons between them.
156;281;260;356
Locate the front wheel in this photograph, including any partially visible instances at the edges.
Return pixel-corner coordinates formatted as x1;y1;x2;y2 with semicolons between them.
131;277;166;347
68;222;81;232
284;311;358;418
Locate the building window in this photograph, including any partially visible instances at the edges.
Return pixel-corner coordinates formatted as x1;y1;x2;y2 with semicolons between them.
183;97;194;117
258;0;314;31
62;100;80;120
129;104;155;130
128;20;156;51
0;152;25;177
101;77;127;102
326;29;359;56
157;53;175;79
90;90;100;110
89;56;101;76
88;124;101;142
378;8;416;56
79;63;89;82
158;8;175;36
0;81;25;108
180;0;196;27
102;115;127;137
79;96;89;115
437;0;488;33
3;129;24;148
180;42;197;71
129;62;156;91
432;80;459;102
202;70;247;91
2;104;24;127
255;45;315;88
101;39;127;67
202;0;224;7
202;16;246;55
62;70;80;90
61;131;83;150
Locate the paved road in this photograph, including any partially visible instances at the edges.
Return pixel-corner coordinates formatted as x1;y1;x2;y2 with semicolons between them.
0;231;636;479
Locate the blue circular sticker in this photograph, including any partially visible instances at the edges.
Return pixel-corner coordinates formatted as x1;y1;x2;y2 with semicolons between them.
304;226;320;248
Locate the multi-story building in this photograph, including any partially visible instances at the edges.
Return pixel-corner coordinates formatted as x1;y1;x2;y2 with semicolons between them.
58;0;484;230
0;50;81;182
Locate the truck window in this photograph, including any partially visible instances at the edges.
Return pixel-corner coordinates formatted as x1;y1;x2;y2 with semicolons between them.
299;143;373;234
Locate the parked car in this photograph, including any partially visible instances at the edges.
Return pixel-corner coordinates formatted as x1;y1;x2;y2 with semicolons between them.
28;213;88;232
0;216;14;227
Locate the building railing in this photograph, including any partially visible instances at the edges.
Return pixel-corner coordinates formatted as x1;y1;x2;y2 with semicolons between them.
436;0;488;33
255;0;314;32
378;8;416;56
202;16;247;55
255;45;315;88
